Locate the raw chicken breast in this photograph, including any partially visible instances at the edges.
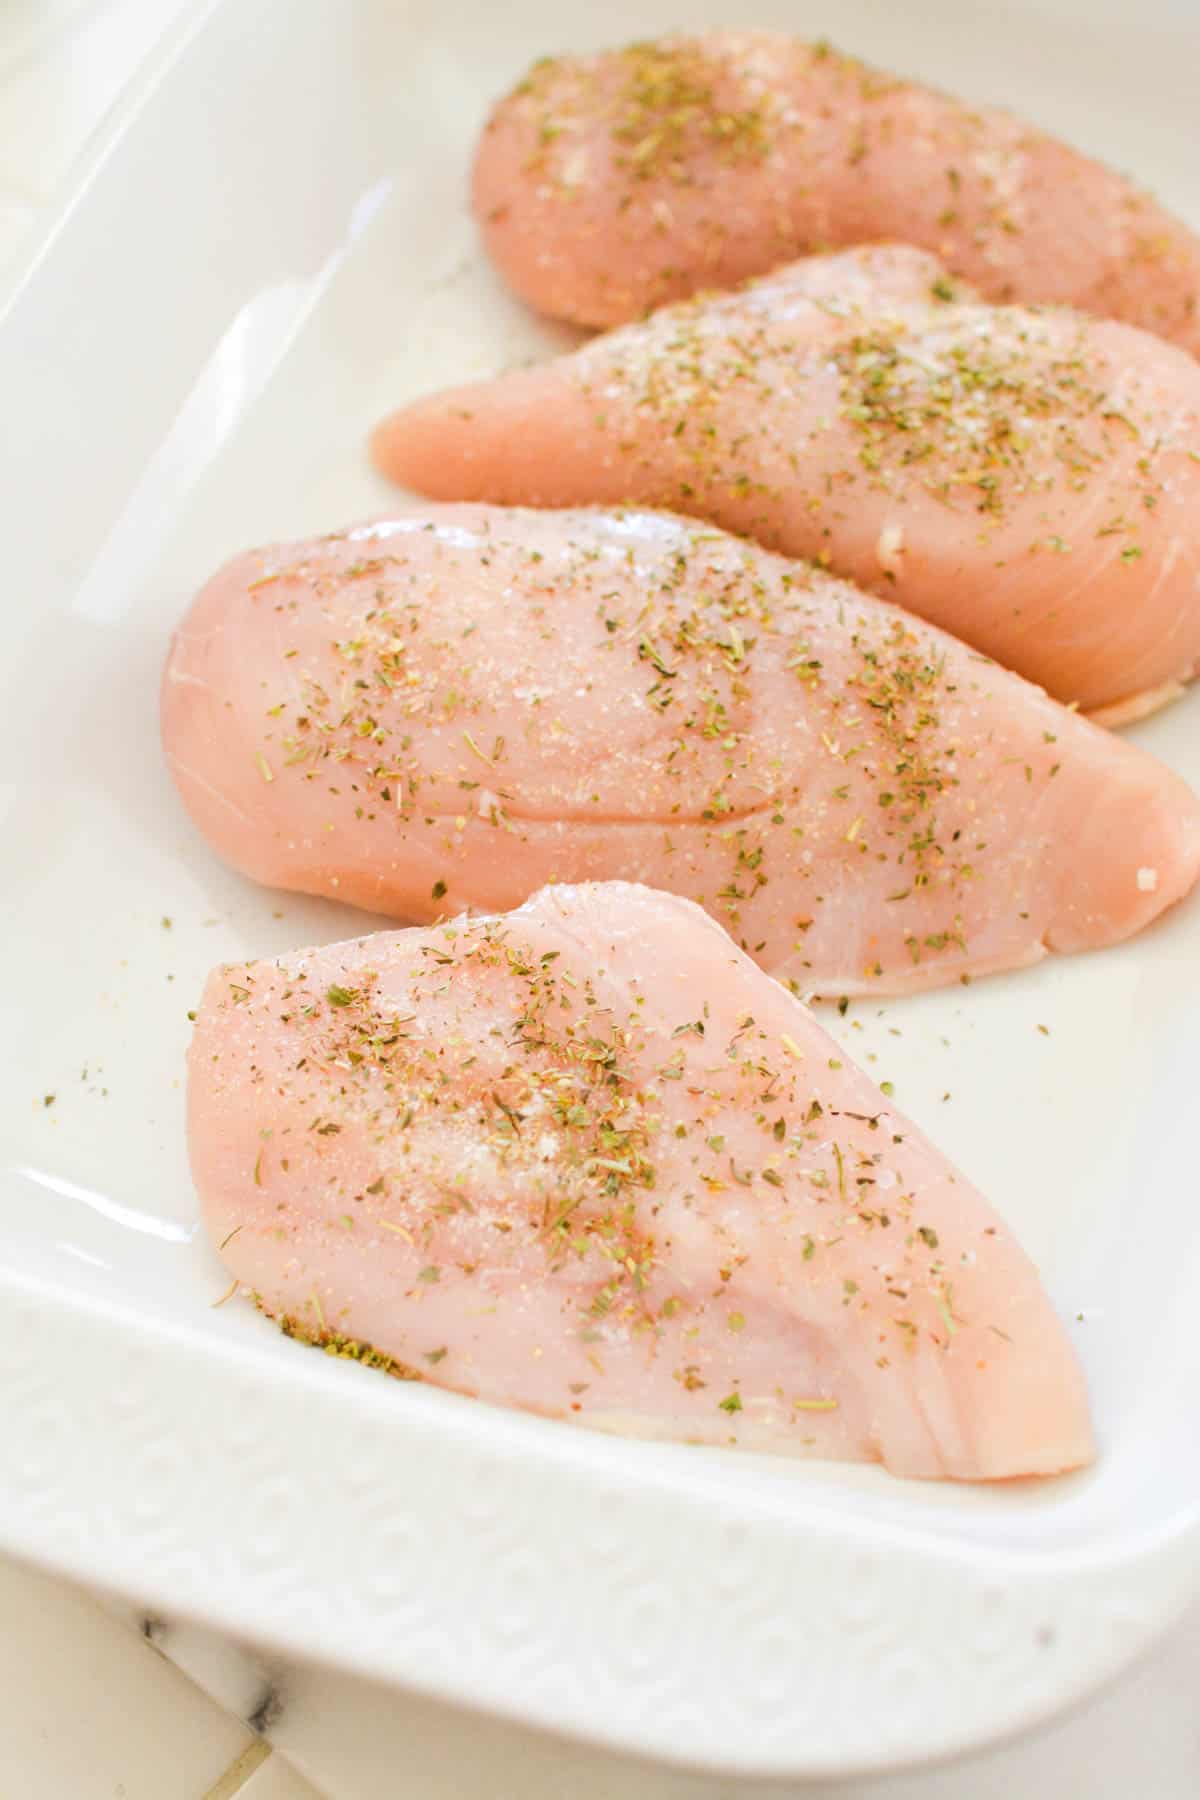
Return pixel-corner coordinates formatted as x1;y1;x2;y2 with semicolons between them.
475;30;1200;349
190;881;1094;1481
162;505;1200;996
372;247;1200;715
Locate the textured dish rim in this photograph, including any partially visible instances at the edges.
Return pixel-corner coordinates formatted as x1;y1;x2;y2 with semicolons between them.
3;1262;1198;1780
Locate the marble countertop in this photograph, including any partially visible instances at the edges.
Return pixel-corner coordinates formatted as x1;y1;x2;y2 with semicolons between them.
3;5;1197;1795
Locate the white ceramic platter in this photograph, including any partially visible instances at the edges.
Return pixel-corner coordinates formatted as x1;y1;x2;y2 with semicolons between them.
2;0;1198;1781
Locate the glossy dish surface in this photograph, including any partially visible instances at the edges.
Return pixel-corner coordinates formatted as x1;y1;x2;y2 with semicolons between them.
1;0;1199;1779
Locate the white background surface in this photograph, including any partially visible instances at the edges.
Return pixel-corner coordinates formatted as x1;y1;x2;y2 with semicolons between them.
1;3;1197;1796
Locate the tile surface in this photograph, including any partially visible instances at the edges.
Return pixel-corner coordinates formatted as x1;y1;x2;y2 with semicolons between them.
0;1556;253;1800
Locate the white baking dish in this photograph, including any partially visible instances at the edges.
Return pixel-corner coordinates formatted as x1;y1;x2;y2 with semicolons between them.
1;0;1198;1779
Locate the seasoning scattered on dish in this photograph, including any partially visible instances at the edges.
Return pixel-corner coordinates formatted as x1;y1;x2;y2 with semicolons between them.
166;24;1200;1484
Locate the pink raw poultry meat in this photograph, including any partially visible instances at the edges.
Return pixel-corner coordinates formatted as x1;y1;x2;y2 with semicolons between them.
161;506;1200;997
474;31;1200;349
371;247;1200;717
189;881;1094;1482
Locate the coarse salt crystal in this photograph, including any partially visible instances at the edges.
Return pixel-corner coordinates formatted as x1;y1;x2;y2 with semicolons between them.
1137;867;1159;892
876;524;906;574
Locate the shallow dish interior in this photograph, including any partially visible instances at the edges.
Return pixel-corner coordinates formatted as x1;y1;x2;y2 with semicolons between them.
1;0;1198;1772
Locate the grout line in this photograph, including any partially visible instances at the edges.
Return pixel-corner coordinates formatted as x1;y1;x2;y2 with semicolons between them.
199;1738;272;1800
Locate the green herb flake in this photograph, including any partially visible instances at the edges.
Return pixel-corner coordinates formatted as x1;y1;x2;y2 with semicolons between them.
936;1286;960;1340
